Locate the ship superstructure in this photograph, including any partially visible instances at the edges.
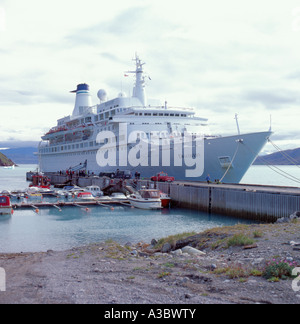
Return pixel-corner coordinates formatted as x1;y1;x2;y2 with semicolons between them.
38;56;272;183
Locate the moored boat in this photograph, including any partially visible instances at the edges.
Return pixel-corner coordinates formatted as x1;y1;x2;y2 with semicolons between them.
110;192;128;200
29;174;51;189
0;196;13;215
76;192;95;201
128;189;162;210
160;192;171;208
38;55;272;184
85;186;103;197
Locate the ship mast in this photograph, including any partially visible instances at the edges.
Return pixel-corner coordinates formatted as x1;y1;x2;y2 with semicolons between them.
126;54;147;106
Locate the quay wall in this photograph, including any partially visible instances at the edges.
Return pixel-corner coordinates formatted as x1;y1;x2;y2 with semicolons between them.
46;174;300;222
137;181;300;222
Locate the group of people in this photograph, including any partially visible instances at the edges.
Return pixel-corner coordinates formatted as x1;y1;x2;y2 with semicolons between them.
58;169;93;179
206;174;222;184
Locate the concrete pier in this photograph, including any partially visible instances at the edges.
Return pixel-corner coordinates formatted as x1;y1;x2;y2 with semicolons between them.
152;181;300;222
45;173;300;222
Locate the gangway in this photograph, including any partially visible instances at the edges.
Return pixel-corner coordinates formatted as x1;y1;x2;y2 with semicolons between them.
69;160;88;172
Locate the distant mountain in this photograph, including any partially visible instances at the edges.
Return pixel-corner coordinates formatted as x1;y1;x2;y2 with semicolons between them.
1;147;38;164
0;152;15;166
0;141;39;165
254;147;300;165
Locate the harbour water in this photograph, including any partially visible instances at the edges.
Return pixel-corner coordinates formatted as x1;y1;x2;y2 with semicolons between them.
0;164;299;253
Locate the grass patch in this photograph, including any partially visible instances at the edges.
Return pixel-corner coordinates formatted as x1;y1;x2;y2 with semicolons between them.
157;271;171;279
155;232;197;249
253;230;263;238
226;233;255;248
213;265;249;279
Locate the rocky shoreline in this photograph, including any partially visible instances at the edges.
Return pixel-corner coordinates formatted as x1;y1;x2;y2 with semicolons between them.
0;221;300;304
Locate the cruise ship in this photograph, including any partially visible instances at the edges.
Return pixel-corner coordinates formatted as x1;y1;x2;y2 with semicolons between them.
38;55;272;183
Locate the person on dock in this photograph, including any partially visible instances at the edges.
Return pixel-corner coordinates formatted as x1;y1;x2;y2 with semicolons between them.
206;174;211;184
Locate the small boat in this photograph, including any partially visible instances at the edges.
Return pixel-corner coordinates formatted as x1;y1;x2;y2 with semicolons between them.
128;189;162;210
85;186;103;197
25;187;43;199
29;174;51;189
76;192;95;201
0;196;13;215
3;165;15;170
160;192;171;208
1;190;11;196
110;192;127;200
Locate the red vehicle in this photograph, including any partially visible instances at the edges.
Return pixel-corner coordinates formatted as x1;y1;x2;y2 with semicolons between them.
151;172;175;182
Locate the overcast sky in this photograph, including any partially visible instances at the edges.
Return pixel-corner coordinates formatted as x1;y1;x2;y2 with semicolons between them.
1;0;300;152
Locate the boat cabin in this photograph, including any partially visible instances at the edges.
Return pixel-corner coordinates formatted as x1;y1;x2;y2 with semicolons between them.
139;189;161;199
0;196;11;207
30;174;51;189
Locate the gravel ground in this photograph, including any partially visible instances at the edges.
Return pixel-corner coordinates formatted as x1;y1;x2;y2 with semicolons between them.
0;221;300;304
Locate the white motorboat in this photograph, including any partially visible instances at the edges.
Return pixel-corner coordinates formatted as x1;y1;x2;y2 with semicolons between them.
85;186;103;197
128;189;162;210
76;192;95;201
1;190;11;196
0;196;13;215
25;187;42;199
110;192;127;200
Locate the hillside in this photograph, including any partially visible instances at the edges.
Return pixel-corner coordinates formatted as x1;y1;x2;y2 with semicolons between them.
254;147;300;165
0;152;15;166
2;147;38;164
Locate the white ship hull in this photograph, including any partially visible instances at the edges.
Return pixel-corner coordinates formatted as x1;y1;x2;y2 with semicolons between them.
39;131;271;183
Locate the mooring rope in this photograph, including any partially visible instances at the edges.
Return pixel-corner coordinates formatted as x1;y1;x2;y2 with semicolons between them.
245;141;300;185
268;139;300;169
219;141;241;183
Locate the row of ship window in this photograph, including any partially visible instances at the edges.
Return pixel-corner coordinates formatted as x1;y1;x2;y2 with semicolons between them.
77;111;189;124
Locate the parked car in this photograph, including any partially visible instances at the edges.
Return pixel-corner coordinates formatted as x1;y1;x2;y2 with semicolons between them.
151;172;175;182
99;172;115;178
114;170;132;179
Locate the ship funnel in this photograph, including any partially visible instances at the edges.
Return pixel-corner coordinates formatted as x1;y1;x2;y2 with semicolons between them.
71;83;93;116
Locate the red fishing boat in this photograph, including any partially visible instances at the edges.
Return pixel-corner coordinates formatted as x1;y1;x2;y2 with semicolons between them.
29;174;51;189
160;192;171;208
0;196;12;215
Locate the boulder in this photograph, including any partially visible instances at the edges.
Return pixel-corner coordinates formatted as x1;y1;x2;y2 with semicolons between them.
181;246;206;256
276;211;300;224
161;243;172;253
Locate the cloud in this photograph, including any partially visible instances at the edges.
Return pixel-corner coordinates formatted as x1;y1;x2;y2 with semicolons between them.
0;0;300;150
242;89;300;109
